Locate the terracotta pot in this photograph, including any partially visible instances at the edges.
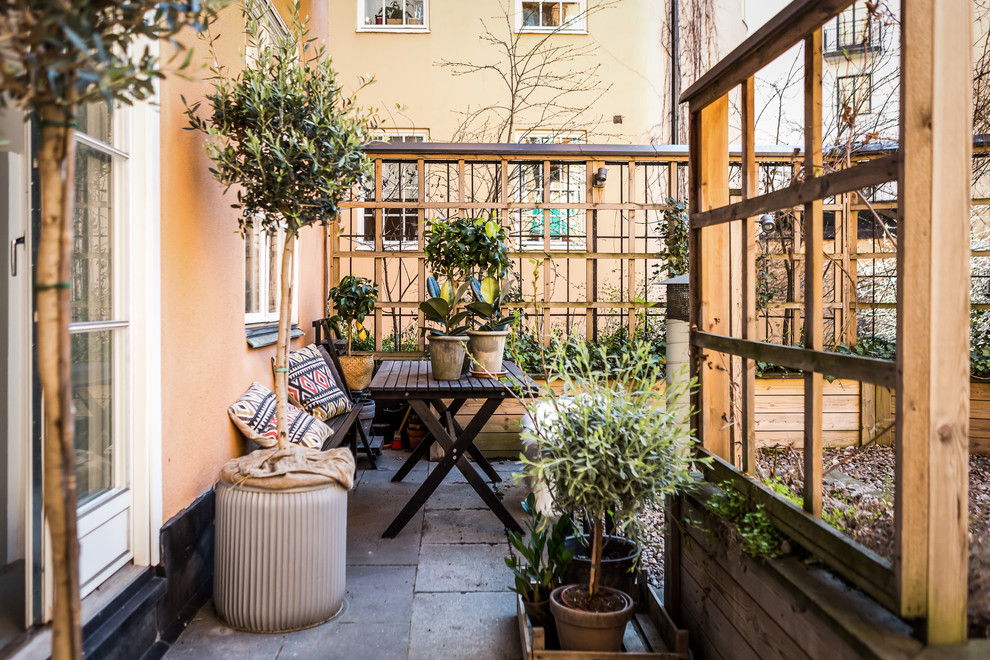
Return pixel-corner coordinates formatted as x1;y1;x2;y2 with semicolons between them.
428;335;469;380
549;585;634;652
339;355;374;391
466;330;509;375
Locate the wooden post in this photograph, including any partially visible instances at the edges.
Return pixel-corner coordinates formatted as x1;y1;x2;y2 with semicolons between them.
417;157;427;352
803;29;824;517
689;95;732;461
741;76;757;475
896;0;971;640
374;158;384;352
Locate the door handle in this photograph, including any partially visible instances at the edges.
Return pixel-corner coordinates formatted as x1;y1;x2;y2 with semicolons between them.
10;236;24;276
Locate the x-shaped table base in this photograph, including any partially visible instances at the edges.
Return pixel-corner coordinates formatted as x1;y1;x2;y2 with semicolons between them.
382;397;523;538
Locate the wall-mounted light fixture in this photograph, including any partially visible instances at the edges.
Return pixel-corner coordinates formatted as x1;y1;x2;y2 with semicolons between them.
593;167;608;188
757;213;776;235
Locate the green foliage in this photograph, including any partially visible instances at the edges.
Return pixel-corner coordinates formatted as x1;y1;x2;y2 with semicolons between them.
520;341;704;595
424;216;510;283
466;276;510;331
327;275;378;353
420;276;471;336
836;335;896;360
659;198;689;277
704;481;788;560
505;493;574;604
972;310;990;379
0;0;221;116
506;321;666;377
185;1;375;236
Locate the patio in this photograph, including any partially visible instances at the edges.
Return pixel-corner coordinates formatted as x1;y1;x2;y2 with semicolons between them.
163;453;532;660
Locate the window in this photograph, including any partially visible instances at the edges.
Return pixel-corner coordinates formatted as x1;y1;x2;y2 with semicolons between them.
517;1;586;33
823;2;882;57
837;74;872;117
358;0;428;31
244;1;296;325
361;131;427;248
513;131;586;249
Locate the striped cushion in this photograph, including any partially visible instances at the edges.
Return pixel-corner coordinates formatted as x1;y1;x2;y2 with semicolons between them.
285;344;352;421
228;382;332;449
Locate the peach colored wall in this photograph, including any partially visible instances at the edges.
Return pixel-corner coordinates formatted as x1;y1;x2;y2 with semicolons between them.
159;1;327;522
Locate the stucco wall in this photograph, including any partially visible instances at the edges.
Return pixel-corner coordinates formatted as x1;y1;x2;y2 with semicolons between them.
325;0;668;143
159;1;326;522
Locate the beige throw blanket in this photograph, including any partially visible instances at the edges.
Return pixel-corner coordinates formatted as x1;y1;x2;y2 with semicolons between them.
219;445;355;491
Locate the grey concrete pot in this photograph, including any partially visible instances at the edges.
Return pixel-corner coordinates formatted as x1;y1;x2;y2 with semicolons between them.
428;335;469;380
214;481;348;632
466;329;509;374
549;585;634;651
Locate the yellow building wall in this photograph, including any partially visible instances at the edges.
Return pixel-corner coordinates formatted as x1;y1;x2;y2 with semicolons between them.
326;0;668;142
159;1;327;522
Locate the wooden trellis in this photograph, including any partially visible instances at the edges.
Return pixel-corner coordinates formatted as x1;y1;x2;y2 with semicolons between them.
677;0;971;642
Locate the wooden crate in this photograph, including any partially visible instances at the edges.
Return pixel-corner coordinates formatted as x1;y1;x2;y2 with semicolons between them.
517;579;689;660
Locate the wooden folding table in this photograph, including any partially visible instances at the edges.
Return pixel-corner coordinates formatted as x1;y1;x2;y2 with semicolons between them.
368;359;537;538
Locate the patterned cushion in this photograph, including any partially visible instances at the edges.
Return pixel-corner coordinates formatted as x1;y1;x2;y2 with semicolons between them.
228;382;332;449
285;344;352;421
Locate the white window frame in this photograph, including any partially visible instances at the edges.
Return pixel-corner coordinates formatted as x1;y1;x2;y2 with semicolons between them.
357;130;428;251
244;225;300;326
357;0;430;33
836;73;873;117
515;0;587;34
513;130;587;251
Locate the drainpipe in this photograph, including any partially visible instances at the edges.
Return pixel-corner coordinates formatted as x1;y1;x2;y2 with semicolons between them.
670;0;680;143
663;275;691;440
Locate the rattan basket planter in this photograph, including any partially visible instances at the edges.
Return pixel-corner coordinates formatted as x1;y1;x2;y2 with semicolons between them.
214;480;348;632
339;355;374;391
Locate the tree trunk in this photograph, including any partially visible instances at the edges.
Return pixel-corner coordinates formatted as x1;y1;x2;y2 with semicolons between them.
37;106;83;659
588;518;604;598
273;233;297;451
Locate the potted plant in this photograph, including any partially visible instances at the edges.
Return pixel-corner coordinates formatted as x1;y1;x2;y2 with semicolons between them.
385;0;404;24
506;493;574;647
424;215;510;287
419;277;471;380
520;342;702;651
466;276;511;376
187;2;375;632
327;274;379;391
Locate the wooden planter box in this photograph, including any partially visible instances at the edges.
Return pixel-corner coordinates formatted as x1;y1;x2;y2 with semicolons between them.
517;576;690;660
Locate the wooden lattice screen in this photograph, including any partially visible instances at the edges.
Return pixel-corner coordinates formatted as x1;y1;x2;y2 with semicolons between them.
677;0;971;641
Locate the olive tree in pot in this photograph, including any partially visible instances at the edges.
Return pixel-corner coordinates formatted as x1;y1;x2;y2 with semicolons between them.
187;1;375;632
419;277;470;380
520;342;702;651
327;274;379;391
0;3;220;655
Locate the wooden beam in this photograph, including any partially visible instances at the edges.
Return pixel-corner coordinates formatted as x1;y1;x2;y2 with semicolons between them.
741;76;757;475
692;332;896;388
896;0;971;639
803;29;824;518
680;0;852;109
689;96;733;462
690;154;898;229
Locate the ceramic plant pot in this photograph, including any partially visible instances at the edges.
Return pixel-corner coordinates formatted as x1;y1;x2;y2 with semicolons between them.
339;355;374;391
214;480;348;632
563;535;640;603
428;335;469;380
549;585;634;652
466;329;509;375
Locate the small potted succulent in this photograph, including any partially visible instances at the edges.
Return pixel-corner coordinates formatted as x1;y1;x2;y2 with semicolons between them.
328;274;379;391
419;277;470;380
466;276;511;376
520;342;703;651
506;493;574;647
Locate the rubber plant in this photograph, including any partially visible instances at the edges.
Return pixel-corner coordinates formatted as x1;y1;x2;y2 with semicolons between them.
0;3;219;656
520;342;705;607
187;0;376;450
327;274;379;355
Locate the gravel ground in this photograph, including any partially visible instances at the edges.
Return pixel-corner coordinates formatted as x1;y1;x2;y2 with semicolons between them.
635;447;990;637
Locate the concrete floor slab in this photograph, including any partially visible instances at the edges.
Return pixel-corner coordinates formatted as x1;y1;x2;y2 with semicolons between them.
277;622;410;659
415;543;511;593
422;508;513;544
340;564;416;624
407;592;521;660
163;602;286;660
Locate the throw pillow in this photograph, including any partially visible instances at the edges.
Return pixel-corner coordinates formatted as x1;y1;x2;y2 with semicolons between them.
228;382;332;449
285;344;352;421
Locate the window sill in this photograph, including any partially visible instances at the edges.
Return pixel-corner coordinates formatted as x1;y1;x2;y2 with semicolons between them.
246;323;304;349
356;27;430;34
515;28;588;35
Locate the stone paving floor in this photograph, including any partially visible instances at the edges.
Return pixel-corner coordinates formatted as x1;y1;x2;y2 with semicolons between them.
164;451;529;660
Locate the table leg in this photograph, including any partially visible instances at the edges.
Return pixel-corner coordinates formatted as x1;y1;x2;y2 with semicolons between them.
430;399;502;483
391;429;434;483
382;398;521;537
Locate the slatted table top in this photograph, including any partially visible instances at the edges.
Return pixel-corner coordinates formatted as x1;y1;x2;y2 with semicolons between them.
369;360;538;399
